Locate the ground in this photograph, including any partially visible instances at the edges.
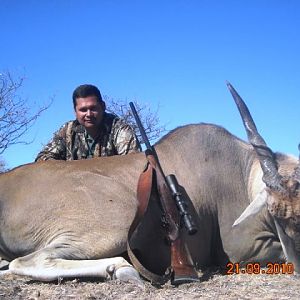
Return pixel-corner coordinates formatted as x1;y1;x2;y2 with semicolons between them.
0;270;299;299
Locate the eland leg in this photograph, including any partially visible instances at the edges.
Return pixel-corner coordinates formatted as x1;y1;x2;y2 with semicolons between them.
0;247;142;285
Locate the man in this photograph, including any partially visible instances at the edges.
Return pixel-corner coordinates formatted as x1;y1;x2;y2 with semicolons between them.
35;84;140;161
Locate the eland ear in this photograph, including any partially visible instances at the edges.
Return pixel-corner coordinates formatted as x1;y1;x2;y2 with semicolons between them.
232;190;267;227
274;219;300;272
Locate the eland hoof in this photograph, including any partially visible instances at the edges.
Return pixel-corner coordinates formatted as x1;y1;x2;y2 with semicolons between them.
115;266;144;286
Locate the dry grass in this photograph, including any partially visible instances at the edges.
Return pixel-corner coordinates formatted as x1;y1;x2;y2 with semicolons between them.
0;271;299;299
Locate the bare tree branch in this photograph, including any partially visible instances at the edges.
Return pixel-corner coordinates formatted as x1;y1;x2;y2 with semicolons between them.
103;95;166;144
0;71;52;154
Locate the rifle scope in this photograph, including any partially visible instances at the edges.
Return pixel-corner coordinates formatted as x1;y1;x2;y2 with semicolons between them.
166;174;198;235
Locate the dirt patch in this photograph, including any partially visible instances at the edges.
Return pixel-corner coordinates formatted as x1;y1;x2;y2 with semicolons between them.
0;271;299;299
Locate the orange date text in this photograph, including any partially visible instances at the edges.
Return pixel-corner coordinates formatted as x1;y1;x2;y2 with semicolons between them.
226;262;294;275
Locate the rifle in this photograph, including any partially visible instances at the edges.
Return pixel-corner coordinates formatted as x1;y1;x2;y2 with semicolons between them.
129;102;199;285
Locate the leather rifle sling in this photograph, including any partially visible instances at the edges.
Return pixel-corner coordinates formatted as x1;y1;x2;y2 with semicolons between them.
127;160;169;284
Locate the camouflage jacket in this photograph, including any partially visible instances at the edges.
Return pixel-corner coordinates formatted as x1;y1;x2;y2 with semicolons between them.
35;112;140;161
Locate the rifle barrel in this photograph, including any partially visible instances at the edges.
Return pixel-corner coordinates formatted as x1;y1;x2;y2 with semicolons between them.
129;102;152;150
129;101;197;236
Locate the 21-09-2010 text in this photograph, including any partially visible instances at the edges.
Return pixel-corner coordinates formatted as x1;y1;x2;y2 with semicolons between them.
226;262;294;275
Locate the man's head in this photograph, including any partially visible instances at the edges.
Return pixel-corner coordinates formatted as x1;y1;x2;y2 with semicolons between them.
72;84;106;137
72;84;105;110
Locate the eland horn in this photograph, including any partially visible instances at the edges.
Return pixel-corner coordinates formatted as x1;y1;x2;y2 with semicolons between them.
226;81;285;192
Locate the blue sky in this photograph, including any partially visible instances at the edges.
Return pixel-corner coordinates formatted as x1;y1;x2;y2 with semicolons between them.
1;0;299;169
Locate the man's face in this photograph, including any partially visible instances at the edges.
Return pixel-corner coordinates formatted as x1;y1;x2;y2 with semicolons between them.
75;96;104;130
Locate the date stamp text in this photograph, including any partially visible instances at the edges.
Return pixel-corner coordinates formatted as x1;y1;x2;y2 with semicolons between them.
226;262;294;275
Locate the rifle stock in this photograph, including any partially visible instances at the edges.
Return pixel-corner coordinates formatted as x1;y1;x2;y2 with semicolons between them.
129;102;199;284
